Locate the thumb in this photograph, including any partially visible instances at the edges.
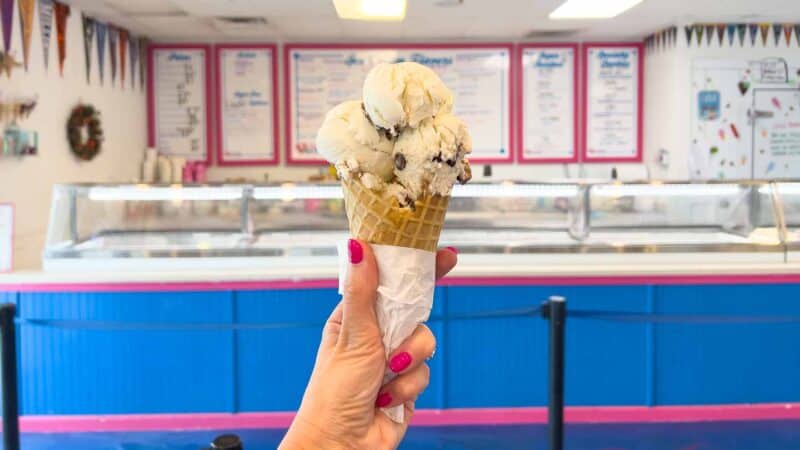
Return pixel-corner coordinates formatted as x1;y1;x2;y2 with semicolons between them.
339;239;381;349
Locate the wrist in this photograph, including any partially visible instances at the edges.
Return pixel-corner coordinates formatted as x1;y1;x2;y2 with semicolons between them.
280;411;351;450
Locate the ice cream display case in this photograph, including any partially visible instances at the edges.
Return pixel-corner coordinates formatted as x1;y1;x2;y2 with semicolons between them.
42;180;790;270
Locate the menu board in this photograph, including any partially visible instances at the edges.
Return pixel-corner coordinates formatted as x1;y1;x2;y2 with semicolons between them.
285;44;513;164
583;43;643;162
0;204;12;273
519;44;577;163
216;45;278;165
148;44;211;163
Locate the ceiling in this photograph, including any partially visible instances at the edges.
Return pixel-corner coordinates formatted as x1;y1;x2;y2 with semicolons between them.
67;0;800;41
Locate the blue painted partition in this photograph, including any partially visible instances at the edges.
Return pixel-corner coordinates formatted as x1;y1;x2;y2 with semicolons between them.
8;282;800;414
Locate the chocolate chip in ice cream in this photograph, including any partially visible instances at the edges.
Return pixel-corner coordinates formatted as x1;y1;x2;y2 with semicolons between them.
446;159;456;167
394;153;407;170
432;152;443;163
458;162;472;184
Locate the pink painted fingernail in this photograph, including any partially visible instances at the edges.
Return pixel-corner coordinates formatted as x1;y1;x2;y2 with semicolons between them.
389;352;412;373
446;246;458;254
375;392;392;408
348;239;363;264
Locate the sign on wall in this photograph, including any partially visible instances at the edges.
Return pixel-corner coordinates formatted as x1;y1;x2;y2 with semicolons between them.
690;58;800;180
285;44;513;164
148;44;212;163
0;203;13;273
216;45;279;165
519;44;578;163
582;43;643;162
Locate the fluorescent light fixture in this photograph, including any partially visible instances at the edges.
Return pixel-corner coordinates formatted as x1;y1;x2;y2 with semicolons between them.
549;0;644;19
254;185;343;200
333;0;406;21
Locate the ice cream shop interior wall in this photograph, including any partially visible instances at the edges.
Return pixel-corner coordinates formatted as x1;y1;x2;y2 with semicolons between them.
3;0;800;269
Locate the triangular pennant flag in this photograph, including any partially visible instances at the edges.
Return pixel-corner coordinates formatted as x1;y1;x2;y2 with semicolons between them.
727;24;736;46
773;23;782;46
655;31;661;49
139;37;148;90
53;0;69;76
784;24;793;46
95;21;106;84
81;14;94;83
716;24;725;46
760;23;770;46
694;24;703;46
705;24;714;46
1;0;14;53
750;24;759;46
737;24;746;46
129;34;138;88
108;25;118;85
684;25;693;46
38;0;53;70
119;28;127;88
18;0;34;70
795;25;800;47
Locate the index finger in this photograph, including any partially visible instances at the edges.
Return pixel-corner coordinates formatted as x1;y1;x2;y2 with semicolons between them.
435;247;458;280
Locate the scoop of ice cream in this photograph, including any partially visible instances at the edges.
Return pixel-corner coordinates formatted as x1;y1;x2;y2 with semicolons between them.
315;100;395;180
392;113;472;202
362;62;453;134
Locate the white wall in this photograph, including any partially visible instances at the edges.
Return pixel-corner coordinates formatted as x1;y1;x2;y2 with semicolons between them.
643;25;800;180
0;5;147;270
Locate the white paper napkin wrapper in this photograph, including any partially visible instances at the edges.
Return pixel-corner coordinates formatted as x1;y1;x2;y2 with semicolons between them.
338;241;436;423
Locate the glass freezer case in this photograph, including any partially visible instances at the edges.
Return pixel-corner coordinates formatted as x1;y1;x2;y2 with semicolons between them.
42;181;793;271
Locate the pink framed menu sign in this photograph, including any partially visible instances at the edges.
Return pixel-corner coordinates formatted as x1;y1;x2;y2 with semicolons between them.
147;44;213;164
284;43;514;165
518;43;579;163
0;203;13;273
581;43;644;163
215;44;279;166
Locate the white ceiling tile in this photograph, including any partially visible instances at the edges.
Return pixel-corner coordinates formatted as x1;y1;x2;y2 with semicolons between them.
169;0;338;17
102;0;184;15
133;16;222;39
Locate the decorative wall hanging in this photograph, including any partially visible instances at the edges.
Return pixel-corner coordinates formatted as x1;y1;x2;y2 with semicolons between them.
38;0;53;70
18;0;34;70
119;28;127;88
82;14;94;83
1;0;13;53
108;25;117;84
95;21;106;84
67;104;103;161
0;50;21;76
651;22;800;50
53;0;69;75
129;35;138;88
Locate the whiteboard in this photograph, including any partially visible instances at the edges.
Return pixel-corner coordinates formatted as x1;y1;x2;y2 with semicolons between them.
690;58;800;180
583;44;643;162
519;45;577;163
285;45;513;164
0;204;12;273
149;45;211;163
216;45;278;165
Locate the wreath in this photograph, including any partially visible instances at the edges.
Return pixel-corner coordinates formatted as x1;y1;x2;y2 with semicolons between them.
67;104;103;161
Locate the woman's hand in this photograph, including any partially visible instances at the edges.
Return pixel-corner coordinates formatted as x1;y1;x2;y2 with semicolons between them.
280;240;457;450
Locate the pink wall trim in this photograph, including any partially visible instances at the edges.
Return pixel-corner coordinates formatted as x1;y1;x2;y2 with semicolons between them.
18;404;800;433
146;44;214;166
283;43;515;165
214;44;280;166
517;43;580;164
580;42;645;163
5;273;800;293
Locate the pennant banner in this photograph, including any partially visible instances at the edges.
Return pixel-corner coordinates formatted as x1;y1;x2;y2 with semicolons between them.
38;0;53;70
139;36;147;90
694;24;704;46
785;24;794;46
108;25;117;85
1;0;13;53
796;25;800;47
95;21;106;84
716;24;725;46
684;25;693;46
759;23;770;46
773;23;782;46
54;0;69;76
705;24;714;46
737;24;746;47
82;14;94;83
727;24;736;46
129;34;138;88
749;24;758;46
119;28;127;88
18;0;34;70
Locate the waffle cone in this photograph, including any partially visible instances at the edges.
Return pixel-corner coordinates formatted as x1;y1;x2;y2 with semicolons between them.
342;177;450;252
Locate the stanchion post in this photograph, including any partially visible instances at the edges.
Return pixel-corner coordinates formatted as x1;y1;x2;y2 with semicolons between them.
0;304;20;450
541;296;566;450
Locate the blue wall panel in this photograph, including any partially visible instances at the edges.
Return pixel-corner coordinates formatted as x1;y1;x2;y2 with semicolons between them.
654;284;800;405
445;285;649;408
19;291;234;414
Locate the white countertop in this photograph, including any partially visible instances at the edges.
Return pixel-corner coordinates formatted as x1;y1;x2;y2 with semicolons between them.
3;253;800;286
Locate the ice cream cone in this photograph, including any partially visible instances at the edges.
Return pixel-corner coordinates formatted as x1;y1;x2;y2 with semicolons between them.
342;176;450;253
